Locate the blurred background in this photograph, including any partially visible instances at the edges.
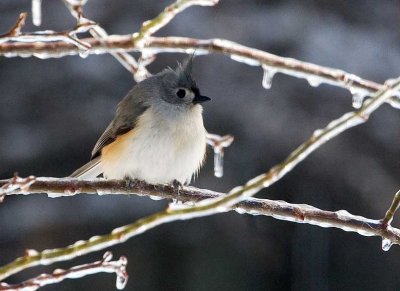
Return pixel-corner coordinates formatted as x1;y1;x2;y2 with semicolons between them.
1;0;400;290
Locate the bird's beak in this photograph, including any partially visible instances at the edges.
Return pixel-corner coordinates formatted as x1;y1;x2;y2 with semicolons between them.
193;95;211;104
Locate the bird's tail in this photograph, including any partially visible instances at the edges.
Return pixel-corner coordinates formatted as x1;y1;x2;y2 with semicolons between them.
70;157;102;178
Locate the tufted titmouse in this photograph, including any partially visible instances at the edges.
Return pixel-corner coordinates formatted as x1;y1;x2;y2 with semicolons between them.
71;57;210;185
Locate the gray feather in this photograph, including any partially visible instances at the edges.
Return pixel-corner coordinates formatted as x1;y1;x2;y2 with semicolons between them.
91;87;149;159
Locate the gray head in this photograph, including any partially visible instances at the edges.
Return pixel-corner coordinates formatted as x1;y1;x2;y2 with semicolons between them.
139;56;211;110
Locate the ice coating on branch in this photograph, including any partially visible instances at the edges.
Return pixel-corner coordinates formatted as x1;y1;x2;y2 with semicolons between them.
335;209;351;221
382;238;393;251
103;251;113;262
116;272;128;290
149;195;163;201
66;0;89;5
47;192;60;198
307;76;322;87
79;50;89;59
261;64;277;89
234;207;247;214
230;54;260;66
25;249;39;256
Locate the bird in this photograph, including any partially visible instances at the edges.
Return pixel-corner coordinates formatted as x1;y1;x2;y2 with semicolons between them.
70;56;211;186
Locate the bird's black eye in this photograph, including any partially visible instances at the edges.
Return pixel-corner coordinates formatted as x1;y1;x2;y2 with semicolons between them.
176;89;186;98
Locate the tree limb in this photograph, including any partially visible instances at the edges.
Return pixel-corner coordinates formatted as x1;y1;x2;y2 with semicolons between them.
1;176;400;282
1;35;399;108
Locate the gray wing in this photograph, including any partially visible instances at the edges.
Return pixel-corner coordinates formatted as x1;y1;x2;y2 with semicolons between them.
91;88;149;159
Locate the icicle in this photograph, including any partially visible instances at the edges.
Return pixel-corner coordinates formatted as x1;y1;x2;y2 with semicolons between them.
79;50;89;59
307;76;322;87
206;134;234;178
351;88;368;109
214;147;225;178
32;0;42;26
115;256;128;290
234;207;246;214
382;238;393;251
261;65;276;89
116;272;128;290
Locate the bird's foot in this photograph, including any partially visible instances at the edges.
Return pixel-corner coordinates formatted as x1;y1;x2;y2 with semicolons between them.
124;176;139;188
172;179;183;203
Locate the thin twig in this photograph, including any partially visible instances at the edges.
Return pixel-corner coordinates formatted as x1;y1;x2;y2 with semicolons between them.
382;189;400;226
133;0;219;46
0;252;128;291
1;35;398;108
1;13;27;37
1;79;399;281
62;0;144;80
0;174;36;203
0;14;96;53
61;0;219;81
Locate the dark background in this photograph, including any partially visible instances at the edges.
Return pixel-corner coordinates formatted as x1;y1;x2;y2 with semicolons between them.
1;1;400;290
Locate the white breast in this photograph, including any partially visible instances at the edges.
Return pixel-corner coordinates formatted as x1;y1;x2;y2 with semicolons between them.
101;105;207;185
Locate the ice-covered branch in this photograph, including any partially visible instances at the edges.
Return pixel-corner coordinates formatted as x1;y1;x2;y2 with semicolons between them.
61;0;219;80
1;78;399;281
1;35;399;108
3;13;27;37
0;12;96;53
0;252;128;291
133;0;219;46
62;0;147;81
0;174;36;203
1;176;400;282
382;189;400;227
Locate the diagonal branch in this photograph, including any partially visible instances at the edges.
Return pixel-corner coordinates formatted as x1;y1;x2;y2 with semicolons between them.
2;13;27;37
133;0;219;46
382;189;400;226
1;176;400;246
1;78;399;281
0;252;128;291
1;177;400;281
1;35;399;108
62;0;144;80
61;0;219;81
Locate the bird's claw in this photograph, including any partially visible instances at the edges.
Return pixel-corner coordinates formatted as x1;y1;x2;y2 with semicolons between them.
172;179;183;202
124;176;139;188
